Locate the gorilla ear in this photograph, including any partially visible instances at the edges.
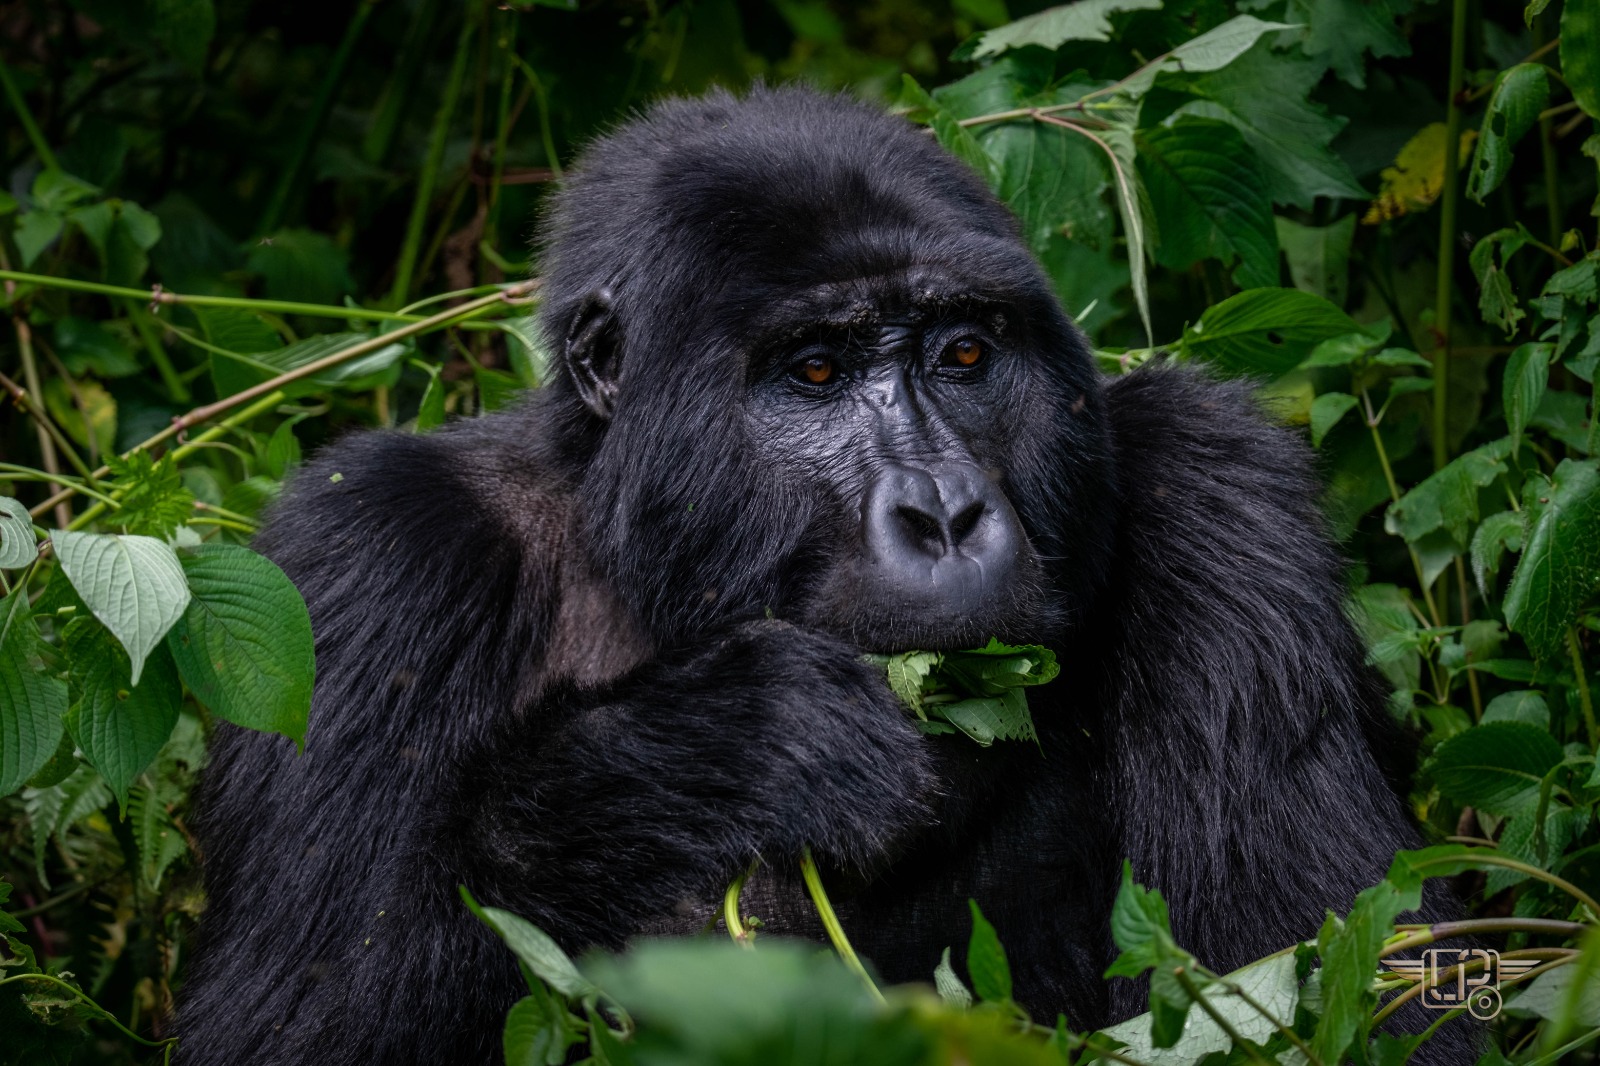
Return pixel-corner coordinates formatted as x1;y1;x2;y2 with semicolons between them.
565;289;621;420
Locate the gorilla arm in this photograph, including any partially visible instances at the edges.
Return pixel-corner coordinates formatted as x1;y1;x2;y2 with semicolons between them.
1096;367;1445;995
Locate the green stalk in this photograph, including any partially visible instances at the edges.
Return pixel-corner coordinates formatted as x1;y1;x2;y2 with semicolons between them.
1431;0;1469;471
1572;627;1597;750
391;10;477;305
484;13;520;276
127;302;190;402
0;973;175;1051
799;847;885;1005
1172;968;1272;1066
258;0;379;236
363;0;444;164
722;861;758;948
0;60;61;172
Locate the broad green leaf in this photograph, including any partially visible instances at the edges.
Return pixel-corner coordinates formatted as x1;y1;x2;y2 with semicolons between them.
1100;953;1299;1066
461;887;597;999
1291;0;1409;88
1480;690;1550;729
166;544;314;748
966;898;1013;1003
1099;122;1152;343
1168;41;1365;208
51;530;191;686
14;210;64;266
63;620;182;809
1504;342;1552;459
245;228;355;304
1310;392;1360;447
1311;880;1408;1065
193;305;281;358
1104;861;1179;977
1384;437;1512;549
1468;64;1552;203
211;330;407;401
933;946;973;1008
1136;117;1278;289
0;589;68;797
1275;214;1355;308
1119;16;1300;99
1424;721;1563;815
1563;0;1600;120
262;418;303;480
416;367;447;432
1303;323;1392;368
1506;957;1600;1026
968;0;1161;57
0;496;37;569
1471;509;1524;597
1504;459;1600;661
1180;288;1359;376
899;75;999;186
502;994;569;1066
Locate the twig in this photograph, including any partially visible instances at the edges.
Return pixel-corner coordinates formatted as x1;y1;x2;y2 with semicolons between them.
799;847;885;1005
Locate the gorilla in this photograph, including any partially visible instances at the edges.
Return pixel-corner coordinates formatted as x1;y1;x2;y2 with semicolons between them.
177;86;1469;1063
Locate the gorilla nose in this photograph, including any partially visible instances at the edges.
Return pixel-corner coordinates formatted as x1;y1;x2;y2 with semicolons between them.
862;463;1025;613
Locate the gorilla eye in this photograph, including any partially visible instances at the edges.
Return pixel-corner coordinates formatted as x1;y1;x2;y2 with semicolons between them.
943;337;986;368
795;355;836;386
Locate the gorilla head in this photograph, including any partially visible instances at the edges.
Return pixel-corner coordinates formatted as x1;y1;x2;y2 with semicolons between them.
538;86;1118;652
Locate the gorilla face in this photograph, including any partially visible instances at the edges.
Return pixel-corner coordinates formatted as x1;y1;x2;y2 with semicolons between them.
543;87;1118;650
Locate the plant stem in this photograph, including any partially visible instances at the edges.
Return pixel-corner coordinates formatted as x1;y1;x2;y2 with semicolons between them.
723;861;758;948
1363;390;1443;624
9;313;71;527
799;847;885;1005
391;9;477;304
1431;0;1469;472
127;302;190;402
1571;627;1597;749
0;973;176;1050
0;60;62;172
1528;1027;1600;1066
1373;954;1573;1024
1198;965;1323;1066
1172;968;1272;1066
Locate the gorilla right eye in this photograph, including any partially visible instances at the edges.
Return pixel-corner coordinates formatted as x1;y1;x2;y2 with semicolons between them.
794;355;836;386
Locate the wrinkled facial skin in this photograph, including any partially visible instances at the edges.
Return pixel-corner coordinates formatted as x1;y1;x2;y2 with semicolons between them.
742;273;1052;653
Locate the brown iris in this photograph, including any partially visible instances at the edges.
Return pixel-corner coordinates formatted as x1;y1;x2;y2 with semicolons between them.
946;337;985;367
799;356;835;384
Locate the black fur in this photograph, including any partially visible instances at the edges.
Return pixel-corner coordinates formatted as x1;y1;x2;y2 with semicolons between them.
177;86;1472;1063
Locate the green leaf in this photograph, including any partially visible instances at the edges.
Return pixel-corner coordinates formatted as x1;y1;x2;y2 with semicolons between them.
461;886;598;999
50;530;191;686
1100;953;1298;1066
1481;690;1550;729
1384;437;1512;550
0;497;38;569
1311;880;1408;1065
1467;64;1552;204
14;210;64;266
1100;122;1152;344
1120;15;1301;99
898;75;999;186
965;898;1013;1003
1275;214;1355;308
63;619;182;809
968;0;1161;57
1504;342;1552;460
1504;459;1600;661
1136;117;1278;290
933;946;973;1009
211;330;407;401
416;367;448;432
1291;0;1409;89
245;228;354;304
1180;288;1359;376
1104;861;1179;978
128;784;189;891
502;994;571;1066
194;305;281;357
262;418;304;480
475;366;525;413
166;544;314;748
1424;721;1563;815
496;316;551;387
1471;509;1523;597
105;452;195;539
150;0;216;72
0;589;68;797
1563;0;1600;120
1168;41;1366;208
1469;227;1533;337
1310;392;1360;448
1506;961;1600;1026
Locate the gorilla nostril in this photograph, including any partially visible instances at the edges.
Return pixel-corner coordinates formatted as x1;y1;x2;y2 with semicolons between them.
949;502;985;546
894;505;945;553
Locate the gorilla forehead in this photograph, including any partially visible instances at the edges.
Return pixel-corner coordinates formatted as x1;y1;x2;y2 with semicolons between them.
539;86;1042;340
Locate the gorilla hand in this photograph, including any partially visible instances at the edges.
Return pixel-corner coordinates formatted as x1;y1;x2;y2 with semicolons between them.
435;619;940;947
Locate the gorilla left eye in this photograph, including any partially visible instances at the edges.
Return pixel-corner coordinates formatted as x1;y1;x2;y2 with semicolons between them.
942;337;987;368
793;355;837;386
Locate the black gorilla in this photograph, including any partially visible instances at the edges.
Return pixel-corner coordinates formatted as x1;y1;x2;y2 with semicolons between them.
178;87;1468;1063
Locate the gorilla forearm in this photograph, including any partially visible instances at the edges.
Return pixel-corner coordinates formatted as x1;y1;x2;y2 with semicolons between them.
440;621;941;946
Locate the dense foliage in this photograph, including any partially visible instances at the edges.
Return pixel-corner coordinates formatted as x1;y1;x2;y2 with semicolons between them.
1;0;1598;1063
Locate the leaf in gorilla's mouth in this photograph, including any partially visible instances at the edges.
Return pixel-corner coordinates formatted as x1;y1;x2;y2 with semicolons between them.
864;638;1058;747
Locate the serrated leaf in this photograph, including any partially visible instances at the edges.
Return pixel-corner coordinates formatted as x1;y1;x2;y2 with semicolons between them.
1504;342;1552;460
1471;509;1523;598
462;887;597;999
1504;459;1600;661
1292;0;1409;89
0;589;68;797
1105;861;1180;978
1120;16;1301;99
1312;880;1407;1065
1310;392;1360;447
1470;226;1534;338
1481;690;1550;729
193;305;281;358
966;898;1012;1003
1276;214;1355;308
1137;117;1278;289
1180;287;1359;376
1424;721;1563;815
1384;437;1512;550
933;946;973;1008
1468;64;1552;203
0;496;38;569
50;530;191;685
63;620;181;809
968;0;1162;57
899;75;999;186
166;544;313;748
1100;953;1299;1066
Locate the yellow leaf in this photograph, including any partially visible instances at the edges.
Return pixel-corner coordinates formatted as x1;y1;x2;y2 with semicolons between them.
1363;123;1478;224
